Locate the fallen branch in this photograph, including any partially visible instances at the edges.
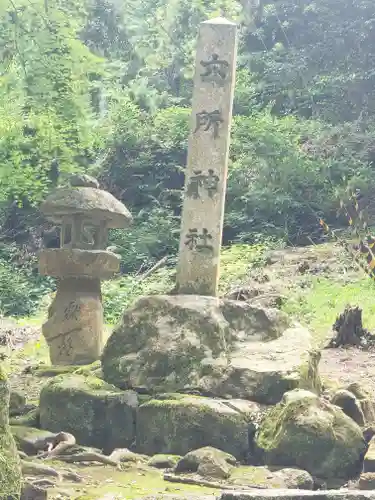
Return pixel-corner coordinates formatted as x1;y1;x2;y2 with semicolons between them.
163;473;268;490
138;256;168;282
50;451;118;467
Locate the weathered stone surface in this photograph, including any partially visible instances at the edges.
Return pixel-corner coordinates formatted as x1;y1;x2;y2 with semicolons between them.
176;18;237;297
255;389;366;481
11;426;55;455
10;407;40;427
21;482;48;500
346;383;375;425
359;472;375;490
41;186;132;228
364;436;375;472
39;374;138;452
197;457;232;479
220;491;375;500
272;469;314;490
175;447;236;479
0;366;22;498
228;466;313;490
9;390;27;416
70;174;100;189
42;277;104;365
331;389;365;426
136;394;255;460
148;454;181;469
102;295;316;405
39;248;120;279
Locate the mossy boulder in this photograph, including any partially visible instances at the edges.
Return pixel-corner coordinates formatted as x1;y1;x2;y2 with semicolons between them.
175;447;236;479
0;366;22;498
136;394;258;460
148;454;181;469
102;295;317;404
255;389;366;480
39;374;138;452
228;466;313;490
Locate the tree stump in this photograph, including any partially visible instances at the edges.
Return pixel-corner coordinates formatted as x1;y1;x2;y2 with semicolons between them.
327;306;367;348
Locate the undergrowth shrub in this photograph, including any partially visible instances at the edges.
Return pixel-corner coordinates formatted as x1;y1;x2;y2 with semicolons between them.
0;244;54;317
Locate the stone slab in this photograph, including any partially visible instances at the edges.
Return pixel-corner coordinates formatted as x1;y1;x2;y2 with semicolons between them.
39;248;120;279
220;490;375;500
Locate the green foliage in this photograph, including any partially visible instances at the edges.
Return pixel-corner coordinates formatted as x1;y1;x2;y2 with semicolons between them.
102;268;174;324
0;244;54;317
2;0;375;317
0;0;106;204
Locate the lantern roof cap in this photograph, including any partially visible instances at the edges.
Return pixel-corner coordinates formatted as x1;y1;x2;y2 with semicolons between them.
40;187;132;228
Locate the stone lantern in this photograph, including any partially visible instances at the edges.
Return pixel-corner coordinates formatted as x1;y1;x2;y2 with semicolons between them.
39;175;132;365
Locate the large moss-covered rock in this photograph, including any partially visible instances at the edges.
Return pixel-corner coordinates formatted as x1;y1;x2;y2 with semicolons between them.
102;295;317;404
39;374;137;451
255;389;366;480
0;366;22;497
136;394;258;460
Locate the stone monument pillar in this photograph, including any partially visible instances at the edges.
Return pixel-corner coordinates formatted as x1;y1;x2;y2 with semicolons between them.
175;17;238;297
39;175;132;365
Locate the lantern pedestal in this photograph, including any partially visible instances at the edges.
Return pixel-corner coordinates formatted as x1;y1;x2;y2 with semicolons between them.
40;249;121;365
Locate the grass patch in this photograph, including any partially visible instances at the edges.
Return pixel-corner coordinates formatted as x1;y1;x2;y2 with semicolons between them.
102;267;174;324
282;276;375;346
218;243;268;294
46;463;215;499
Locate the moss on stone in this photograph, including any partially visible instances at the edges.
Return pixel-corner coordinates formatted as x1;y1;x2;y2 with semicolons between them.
136;395;252;460
10;408;40;428
0;364;7;381
255;389;366;480
0;368;22;497
148;454;181;469
0;430;22;497
39;374;138;452
298;349;322;395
